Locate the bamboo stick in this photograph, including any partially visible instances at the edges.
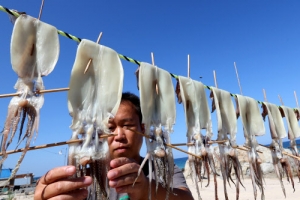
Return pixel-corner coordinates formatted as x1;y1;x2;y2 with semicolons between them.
38;0;45;20
37;87;69;94
234;62;243;95
294;91;299;109
262;89;267;102
208;140;227;144
213;70;218;88
231;145;263;153
258;144;300;161
0;134;116;156
171;143;193;147
84;32;103;74
151;52;155;66
128;129;202;159
0;87;69;99
171;140;227;146
0;92;21;98
278;95;284;105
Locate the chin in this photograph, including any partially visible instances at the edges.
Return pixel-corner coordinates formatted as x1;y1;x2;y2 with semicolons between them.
112;151;129;159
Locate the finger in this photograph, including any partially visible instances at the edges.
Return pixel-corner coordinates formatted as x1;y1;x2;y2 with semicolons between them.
107;162;139;180
110;157;132;168
48;188;88;200
109;172;137;188
40;176;92;199
39;166;76;185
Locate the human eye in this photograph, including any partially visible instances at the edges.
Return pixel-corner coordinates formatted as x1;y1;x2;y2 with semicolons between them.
123;123;135;129
108;124;116;131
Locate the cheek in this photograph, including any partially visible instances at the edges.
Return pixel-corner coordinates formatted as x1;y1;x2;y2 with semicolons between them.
107;137;113;145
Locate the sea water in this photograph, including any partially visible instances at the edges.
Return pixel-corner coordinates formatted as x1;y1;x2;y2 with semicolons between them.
282;139;300;151
174;157;188;170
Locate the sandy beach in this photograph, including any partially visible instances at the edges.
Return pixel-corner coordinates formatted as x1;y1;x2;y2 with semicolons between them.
186;175;300;200
0;176;299;199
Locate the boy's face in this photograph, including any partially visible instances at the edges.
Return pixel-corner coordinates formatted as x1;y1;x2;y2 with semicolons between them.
107;101;143;162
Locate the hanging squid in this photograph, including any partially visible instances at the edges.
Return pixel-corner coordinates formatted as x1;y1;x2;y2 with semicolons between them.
176;76;217;200
135;62;176;200
261;102;290;197
210;87;244;200
235;95;265;200
68;39;124;199
0;14;59;184
279;105;300;183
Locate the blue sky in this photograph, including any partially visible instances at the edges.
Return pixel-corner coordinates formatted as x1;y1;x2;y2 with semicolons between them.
0;1;300;177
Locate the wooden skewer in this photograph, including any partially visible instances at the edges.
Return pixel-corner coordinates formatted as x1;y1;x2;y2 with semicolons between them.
213;70;218;88
282;151;300;161
278;95;284;105
236;145;263;154
171;143;193;147
0;92;21;98
151;52;155;66
37;87;69;94
208;140;228;144
38;0;45;20
187;54;190;78
128;129;202;159
294;91;299;110
151;52;159;95
263;89;267;102
234;62;243;95
84;32;103;74
164;143;202;159
171;142;264;154
258;144;300;161
0;87;69;99
0;134;116;156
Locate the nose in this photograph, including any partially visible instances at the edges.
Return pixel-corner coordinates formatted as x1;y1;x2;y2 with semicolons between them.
114;126;126;142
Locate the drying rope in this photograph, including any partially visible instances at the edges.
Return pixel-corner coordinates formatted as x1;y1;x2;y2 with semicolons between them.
0;5;298;111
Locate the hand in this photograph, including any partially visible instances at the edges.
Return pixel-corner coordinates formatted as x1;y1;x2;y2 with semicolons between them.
107;157;148;199
34;166;92;200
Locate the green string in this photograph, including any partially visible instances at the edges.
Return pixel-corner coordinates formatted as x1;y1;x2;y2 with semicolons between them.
0;4;298;111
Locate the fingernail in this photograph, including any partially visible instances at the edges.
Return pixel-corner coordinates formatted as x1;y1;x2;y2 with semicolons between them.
66;166;75;174
84;176;92;184
107;171;116;179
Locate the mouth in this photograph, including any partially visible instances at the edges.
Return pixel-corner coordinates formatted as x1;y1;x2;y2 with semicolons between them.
114;146;129;154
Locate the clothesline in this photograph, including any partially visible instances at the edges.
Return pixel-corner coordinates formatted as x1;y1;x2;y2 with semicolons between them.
0;5;298;112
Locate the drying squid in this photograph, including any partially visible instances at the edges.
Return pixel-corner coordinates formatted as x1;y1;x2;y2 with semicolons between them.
210;87;244;200
261;102;290;196
0;14;59;184
235;95;265;200
68;39;123;199
136;62;176;200
176;76;217;200
279;105;300;183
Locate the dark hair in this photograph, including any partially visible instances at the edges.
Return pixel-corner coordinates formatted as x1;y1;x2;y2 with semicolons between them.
121;92;142;124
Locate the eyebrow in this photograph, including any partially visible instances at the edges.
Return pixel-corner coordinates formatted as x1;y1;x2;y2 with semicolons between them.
108;118;135;123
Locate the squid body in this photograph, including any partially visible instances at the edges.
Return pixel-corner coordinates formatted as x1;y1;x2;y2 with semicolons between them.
137;62;176;200
235;94;265;200
68;39;123;199
261;102;289;197
0;14;59;185
176;76;215;200
211;87;243;200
